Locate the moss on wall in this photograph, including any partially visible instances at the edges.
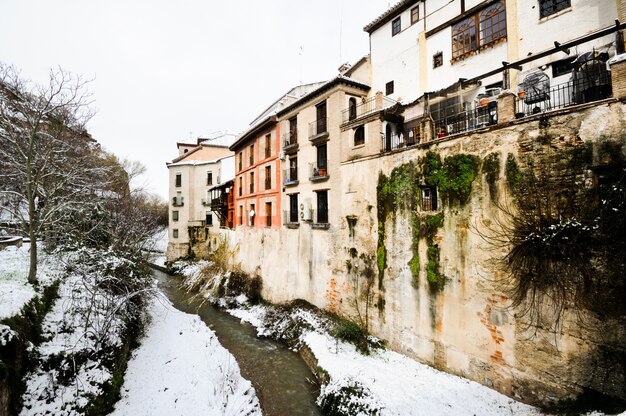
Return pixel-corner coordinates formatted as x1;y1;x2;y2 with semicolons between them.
483;152;501;200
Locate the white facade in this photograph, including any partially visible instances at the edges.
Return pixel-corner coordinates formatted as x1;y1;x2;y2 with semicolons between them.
166;141;234;261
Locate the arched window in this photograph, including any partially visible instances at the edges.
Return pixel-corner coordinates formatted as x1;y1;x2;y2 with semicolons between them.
452;17;476;58
479;1;506;46
348;97;357;121
354;126;365;146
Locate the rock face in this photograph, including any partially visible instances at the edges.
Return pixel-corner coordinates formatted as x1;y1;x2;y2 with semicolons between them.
199;100;626;407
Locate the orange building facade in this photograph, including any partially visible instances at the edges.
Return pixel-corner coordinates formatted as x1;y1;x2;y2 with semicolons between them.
230;115;282;229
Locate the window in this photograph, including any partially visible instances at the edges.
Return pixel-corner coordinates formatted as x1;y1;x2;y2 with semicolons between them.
411;6;419;24
265;134;271;158
478;2;506;46
173;229;179;238
539;0;570;18
288;158;298;182
172;210;179;221
289;194;298;223
265;202;272;227
249;203;255;226
433;52;443;68
317;144;327;171
238;153;242;171
238;177;243;196
175;173;182;187
207;171;213;186
348;97;357;121
386;81;394;95
451;1;506;60
265;166;272;190
239;205;244;225
421;187;438;211
392;17;401;36
206;212;213;226
249;144;254;165
552;57;575;77
249;172;254;194
354;126;365;146
316;101;327;134
316;190;328;223
289;116;298;144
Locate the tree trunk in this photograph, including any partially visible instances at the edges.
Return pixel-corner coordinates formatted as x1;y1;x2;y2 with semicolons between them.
28;237;37;284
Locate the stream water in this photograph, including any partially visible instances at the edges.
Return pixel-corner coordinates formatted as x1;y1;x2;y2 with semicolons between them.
153;269;322;416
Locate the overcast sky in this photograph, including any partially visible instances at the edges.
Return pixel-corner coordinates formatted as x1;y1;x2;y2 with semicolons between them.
0;0;391;198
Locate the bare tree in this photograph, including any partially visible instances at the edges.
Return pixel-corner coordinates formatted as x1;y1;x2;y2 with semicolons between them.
0;63;96;284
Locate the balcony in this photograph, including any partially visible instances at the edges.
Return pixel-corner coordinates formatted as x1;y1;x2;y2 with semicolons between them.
311;208;330;229
309;162;329;182
514;75;611;119
172;196;184;207
308;118;329;144
341;95;398;125
282;167;298;187
282;210;299;228
282;133;298;155
431;102;497;141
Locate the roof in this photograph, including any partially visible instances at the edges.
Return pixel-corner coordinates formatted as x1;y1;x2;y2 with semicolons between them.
167;154;233;168
229;115;277;151
363;0;418;34
341;55;369;77
276;75;370;118
248;81;326;126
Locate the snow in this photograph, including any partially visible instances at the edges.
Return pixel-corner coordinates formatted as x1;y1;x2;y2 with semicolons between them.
110;296;261;416
0;243;60;320
230;304;542;416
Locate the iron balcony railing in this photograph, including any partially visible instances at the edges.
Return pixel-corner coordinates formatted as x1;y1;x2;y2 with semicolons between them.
282;167;298;185
282;132;298;147
515;74;612;118
309;162;328;180
432;102;498;139
342;96;398;124
308;117;328;138
380;127;423;152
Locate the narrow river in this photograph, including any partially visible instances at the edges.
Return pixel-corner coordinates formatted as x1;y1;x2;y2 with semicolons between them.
153;269;322;416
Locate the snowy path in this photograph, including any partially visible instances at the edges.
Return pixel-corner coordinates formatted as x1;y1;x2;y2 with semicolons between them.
110;296;261;416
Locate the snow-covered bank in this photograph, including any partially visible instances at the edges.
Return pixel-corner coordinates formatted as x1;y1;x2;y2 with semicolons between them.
0;244;60;320
110;296;261;416
229;304;541;416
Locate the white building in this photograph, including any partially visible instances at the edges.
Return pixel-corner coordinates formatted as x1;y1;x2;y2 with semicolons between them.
166;136;235;261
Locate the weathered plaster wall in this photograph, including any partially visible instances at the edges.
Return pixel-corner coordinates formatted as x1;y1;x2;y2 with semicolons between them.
227;100;625;406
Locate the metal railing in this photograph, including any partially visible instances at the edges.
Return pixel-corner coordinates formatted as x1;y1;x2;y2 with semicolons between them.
282;210;299;224
380;127;422;152
282;167;298;185
341;96;398;124
309;162;328;179
515;75;612;118
433;102;497;138
282;132;298;148
309;118;328;138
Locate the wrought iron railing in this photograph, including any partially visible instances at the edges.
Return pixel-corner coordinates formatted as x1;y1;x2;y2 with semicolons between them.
341;96;398;124
282;132;298;147
380;127;423;152
282;167;298;185
309;162;329;179
515;74;612;118
309;118;328;137
432;102;498;138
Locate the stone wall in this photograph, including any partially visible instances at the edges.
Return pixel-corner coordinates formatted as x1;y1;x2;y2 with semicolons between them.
207;99;626;407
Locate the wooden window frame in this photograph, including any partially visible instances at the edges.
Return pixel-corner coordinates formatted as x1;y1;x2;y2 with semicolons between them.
451;1;506;61
392;17;401;36
410;6;419;25
385;81;394;95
